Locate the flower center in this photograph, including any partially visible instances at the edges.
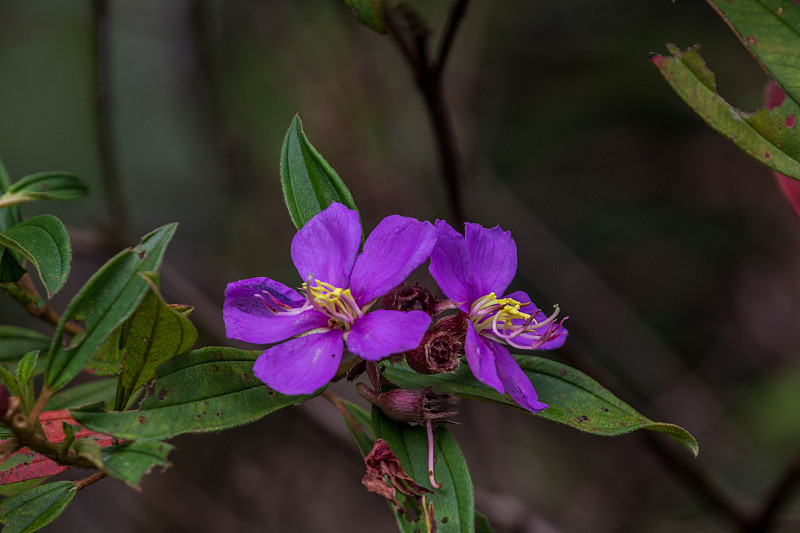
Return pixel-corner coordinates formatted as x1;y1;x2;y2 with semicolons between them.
303;278;363;328
469;292;564;349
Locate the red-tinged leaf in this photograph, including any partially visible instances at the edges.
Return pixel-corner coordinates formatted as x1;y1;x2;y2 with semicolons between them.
37;410;109;443
0;451;70;485
0;410;113;484
764;80;800;218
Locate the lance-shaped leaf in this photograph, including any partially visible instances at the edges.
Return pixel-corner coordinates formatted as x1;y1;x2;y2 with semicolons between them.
101;439;173;488
332;396;374;457
87;321;128;376
0;326;50;363
706;0;800;106
45;224;177;392
652;44;800;180
0;172;88;208
114;272;197;410
0;481;76;533
0;215;72;297
15;351;38;392
71;347;319;439
280;114;359;229
0;479;45;499
372;408;475;533
45;378;118;411
343;0;386;33
382;356;699;456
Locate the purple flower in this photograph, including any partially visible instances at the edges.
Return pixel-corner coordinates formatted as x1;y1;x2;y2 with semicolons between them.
224;203;436;395
428;220;567;413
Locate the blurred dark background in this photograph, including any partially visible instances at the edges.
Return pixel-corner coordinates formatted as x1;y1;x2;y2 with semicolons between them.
3;1;800;531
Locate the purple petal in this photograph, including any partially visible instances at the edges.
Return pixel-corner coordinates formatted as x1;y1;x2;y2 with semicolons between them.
464;321;504;392
291;202;361;288
465;223;517;298
428;220;474;311
349;215;436;306
494;348;548;414
253;330;344;395
503;291;568;350
345;310;431;361
224;278;329;344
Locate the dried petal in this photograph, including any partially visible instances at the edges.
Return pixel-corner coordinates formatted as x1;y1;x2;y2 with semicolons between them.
362;439;431;510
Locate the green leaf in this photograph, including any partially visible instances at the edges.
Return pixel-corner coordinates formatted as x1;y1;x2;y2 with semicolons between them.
707;1;800;107
0;326;50;363
280;115;359;230
333;397;374;457
0;479;46;499
0;481;76;533
474;512;495;533
0;365;22;401
59;422;79;456
71;438;103;469
45;377;118;411
372;408;475;533
114;272;198;410
382;356;699;456
0;172;88;208
0;248;27;283
86;322;127;376
45;224;177;392
344;0;386;33
651;44;800;180
0;215;72;297
15;351;38;390
71;347;318;439
101;439;173;488
0;157;21;231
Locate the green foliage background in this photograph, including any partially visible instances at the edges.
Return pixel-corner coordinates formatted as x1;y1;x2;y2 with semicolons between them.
1;1;798;531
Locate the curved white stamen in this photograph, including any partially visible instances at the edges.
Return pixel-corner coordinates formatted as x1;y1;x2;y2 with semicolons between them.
254;292;311;316
470;292;565;349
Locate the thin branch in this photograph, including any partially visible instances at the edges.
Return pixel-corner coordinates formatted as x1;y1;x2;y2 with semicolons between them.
28;386;53;422
92;0;132;246
384;2;465;225
744;445;800;533
433;0;470;80
383;4;425;81
1;275;84;337
5;407;99;471
74;471;107;491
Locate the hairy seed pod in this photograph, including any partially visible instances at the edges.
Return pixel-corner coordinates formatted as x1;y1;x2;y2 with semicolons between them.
382;283;437;316
356;383;456;425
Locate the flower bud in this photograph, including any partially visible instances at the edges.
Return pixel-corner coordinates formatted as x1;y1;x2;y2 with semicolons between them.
383;283;437;316
357;383;456;425
406;313;466;375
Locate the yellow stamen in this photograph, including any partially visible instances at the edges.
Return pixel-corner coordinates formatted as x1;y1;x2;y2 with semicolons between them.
302;278;362;326
496;298;531;321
